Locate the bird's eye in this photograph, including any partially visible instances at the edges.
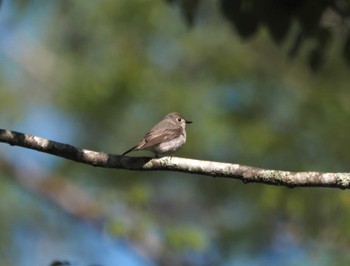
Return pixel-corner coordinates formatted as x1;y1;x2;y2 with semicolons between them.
177;118;182;122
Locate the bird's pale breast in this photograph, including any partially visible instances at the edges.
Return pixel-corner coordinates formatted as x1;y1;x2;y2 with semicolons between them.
152;134;186;154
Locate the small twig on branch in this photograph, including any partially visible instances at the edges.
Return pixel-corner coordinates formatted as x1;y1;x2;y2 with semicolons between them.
1;128;350;189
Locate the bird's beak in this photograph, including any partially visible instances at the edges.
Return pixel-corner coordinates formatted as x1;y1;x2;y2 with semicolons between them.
185;120;192;124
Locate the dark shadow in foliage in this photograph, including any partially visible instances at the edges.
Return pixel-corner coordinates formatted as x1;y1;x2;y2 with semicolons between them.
344;33;350;65
167;0;201;26
50;261;71;266
167;0;350;70
221;0;260;38
50;261;103;266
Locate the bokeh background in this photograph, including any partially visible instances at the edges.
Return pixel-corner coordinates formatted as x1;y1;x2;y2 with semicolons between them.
1;0;350;265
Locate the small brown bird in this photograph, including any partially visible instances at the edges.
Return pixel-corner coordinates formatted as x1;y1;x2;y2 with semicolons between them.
122;112;192;157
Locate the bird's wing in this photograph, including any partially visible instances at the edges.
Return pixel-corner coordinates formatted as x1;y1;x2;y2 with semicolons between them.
137;127;182;150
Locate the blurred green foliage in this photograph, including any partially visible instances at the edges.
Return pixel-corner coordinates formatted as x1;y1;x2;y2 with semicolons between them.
1;0;350;265
173;0;350;71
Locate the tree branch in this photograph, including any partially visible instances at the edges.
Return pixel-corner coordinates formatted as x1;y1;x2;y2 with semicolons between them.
1;128;349;189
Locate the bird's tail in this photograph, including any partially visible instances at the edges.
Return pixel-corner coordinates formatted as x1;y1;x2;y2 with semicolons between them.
122;145;137;156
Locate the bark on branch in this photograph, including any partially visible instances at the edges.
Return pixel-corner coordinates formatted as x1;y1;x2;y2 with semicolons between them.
1;128;350;189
